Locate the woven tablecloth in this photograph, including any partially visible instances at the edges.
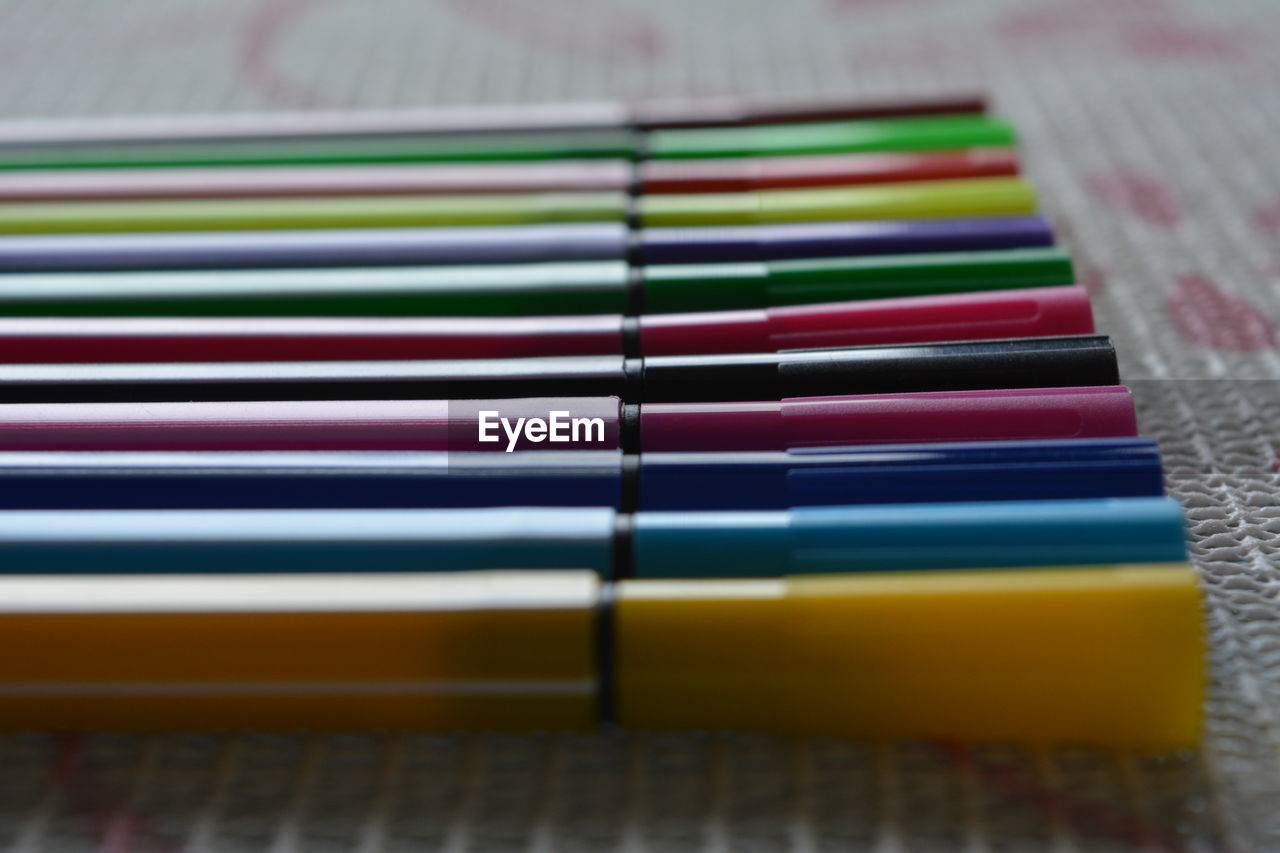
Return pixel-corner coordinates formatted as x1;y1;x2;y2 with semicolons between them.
0;0;1276;849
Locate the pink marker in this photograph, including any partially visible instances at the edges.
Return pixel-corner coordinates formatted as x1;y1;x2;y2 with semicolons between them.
0;286;1092;362
0;386;1137;452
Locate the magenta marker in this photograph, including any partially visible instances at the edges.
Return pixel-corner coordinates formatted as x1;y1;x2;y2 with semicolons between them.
0;286;1092;362
0;386;1137;452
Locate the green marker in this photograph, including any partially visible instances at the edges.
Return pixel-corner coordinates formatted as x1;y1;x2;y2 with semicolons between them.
0;192;628;233
0;249;1073;317
0;114;1013;170
639;176;1036;226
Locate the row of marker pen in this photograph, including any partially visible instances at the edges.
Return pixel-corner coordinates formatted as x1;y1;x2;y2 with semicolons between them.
0;94;1201;748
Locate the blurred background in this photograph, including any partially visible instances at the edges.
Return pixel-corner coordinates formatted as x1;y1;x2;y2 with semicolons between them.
0;0;1278;850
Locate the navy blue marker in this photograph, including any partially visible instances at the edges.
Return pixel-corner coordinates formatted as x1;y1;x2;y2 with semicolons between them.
0;438;1162;510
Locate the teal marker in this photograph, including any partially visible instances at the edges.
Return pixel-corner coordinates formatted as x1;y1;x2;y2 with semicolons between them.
0;498;1186;578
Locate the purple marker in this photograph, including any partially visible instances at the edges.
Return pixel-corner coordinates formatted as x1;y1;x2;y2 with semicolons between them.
0;217;1053;272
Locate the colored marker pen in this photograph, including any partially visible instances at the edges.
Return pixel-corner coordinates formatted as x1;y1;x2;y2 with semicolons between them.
0;217;1053;272
0;386;1138;452
0;563;1203;748
0;149;1019;201
0;438;1164;510
0;113;1014;169
0;93;988;146
0;244;1067;317
0;177;1033;234
0;287;1093;361
0;497;1186;576
0;335;1121;403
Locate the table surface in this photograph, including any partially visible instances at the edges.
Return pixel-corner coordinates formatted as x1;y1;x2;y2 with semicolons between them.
0;0;1277;849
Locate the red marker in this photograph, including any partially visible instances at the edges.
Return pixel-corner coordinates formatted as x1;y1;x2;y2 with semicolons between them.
0;286;1092;362
0;150;1019;201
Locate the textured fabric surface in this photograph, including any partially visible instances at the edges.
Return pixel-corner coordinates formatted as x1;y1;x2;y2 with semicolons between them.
0;0;1278;849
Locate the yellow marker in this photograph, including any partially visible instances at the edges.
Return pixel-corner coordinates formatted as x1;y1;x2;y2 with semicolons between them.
0;564;1202;747
639;176;1037;226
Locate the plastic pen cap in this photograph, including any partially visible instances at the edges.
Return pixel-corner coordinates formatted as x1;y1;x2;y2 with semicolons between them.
630;496;1187;577
637;385;1138;451
635;335;1121;402
616;564;1203;747
639;148;1019;193
637;437;1164;510
641;246;1074;313
638;216;1055;264
647;113;1016;159
638;286;1094;354
639;177;1036;227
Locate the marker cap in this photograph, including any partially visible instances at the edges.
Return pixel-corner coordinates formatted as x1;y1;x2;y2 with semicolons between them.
638;286;1094;354
639;177;1037;227
638;216;1055;264
616;564;1203;747
631;497;1187;577
637;437;1163;510
638;385;1139;451
642;246;1074;312
639;148;1019;193
636;335;1121;403
647;114;1016;159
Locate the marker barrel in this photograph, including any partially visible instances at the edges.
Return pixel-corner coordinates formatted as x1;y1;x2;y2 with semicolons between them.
0;336;1121;403
0;192;631;234
0;497;1186;576
0;438;1164;510
0;224;630;272
0;386;1138;452
0;162;635;201
0;563;1203;748
0;287;1093;361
